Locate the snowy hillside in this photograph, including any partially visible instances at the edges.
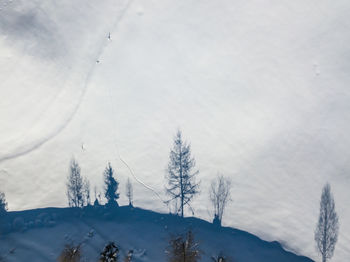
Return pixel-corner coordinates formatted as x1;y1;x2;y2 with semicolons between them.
0;206;314;262
0;0;349;261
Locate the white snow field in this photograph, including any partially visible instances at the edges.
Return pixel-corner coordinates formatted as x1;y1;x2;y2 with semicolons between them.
0;0;349;261
0;206;314;262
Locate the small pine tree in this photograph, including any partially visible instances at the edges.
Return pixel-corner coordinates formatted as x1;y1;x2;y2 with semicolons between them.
67;159;84;208
166;230;201;262
57;244;81;262
104;163;119;206
100;242;119;262
0;192;8;215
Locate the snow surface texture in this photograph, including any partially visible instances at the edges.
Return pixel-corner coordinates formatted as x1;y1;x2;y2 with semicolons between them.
0;206;314;262
0;0;349;261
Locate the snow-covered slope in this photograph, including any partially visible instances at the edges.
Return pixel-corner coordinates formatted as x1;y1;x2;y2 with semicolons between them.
0;206;314;262
0;0;349;261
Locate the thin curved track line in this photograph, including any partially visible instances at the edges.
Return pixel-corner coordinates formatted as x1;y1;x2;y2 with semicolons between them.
0;0;133;164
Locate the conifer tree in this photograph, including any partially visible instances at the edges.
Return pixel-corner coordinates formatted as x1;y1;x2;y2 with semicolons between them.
166;130;199;217
104;163;119;206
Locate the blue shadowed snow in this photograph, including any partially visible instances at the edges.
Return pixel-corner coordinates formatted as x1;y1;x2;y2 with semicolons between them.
0;205;314;262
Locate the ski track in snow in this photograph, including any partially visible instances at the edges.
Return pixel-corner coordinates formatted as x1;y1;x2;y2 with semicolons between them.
104;52;170;208
0;0;134;164
97;0;173;209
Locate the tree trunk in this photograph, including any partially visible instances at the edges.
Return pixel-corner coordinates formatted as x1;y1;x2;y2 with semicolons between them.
322;208;328;262
182;242;186;262
179;144;184;218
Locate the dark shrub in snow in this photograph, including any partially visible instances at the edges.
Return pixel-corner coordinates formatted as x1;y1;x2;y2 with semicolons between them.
166;230;201;262
57;243;81;262
211;253;233;262
100;242;119;262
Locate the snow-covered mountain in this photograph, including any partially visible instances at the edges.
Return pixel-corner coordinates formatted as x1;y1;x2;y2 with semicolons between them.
0;206;314;262
0;0;349;261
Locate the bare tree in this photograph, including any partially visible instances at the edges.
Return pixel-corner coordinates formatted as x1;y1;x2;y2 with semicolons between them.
165;130;200;217
67;159;84;208
83;177;91;206
126;178;133;207
210;174;231;226
315;183;339;262
166;230;201;262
